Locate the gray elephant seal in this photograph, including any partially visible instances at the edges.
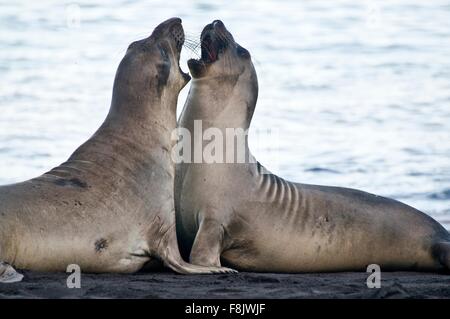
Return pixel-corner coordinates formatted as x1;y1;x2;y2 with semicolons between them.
175;20;450;273
0;18;234;282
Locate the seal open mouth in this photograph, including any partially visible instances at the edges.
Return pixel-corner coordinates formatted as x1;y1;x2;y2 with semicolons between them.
201;34;220;63
187;20;231;77
200;21;229;63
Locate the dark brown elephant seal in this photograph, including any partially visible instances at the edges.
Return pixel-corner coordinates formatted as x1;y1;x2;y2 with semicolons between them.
175;20;450;273
0;18;235;283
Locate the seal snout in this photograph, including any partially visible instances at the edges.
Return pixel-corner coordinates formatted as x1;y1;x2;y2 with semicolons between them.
151;17;184;52
198;20;232;64
170;22;185;52
152;17;182;35
212;20;225;30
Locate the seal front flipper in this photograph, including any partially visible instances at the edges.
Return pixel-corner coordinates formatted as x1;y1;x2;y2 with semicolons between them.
163;252;237;274
156;223;236;274
0;262;24;283
189;218;226;268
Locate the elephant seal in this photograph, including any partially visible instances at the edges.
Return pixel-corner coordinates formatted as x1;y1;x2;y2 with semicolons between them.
0;18;234;283
175;20;450;273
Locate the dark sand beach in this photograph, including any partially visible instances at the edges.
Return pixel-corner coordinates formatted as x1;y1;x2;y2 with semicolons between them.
1;270;450;299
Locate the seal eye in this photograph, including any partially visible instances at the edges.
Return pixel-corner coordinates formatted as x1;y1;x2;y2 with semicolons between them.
237;45;250;59
158;44;170;61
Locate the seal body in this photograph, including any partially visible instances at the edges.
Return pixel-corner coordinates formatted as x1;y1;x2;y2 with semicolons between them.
0;18;234;280
175;20;450;273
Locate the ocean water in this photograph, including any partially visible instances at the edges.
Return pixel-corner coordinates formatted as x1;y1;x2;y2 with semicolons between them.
0;1;449;228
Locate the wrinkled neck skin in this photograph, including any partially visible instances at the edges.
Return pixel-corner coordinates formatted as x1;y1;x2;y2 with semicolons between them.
107;84;178;147
179;75;257;163
63;84;179;179
181;76;253;129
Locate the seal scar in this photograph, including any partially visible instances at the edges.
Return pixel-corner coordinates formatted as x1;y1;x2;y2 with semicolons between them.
95;238;108;253
69;178;88;188
53;177;88;188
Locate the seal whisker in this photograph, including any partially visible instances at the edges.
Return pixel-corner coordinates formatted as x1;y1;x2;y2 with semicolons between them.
184;34;201;45
183;40;200;50
183;39;202;56
215;28;233;46
185;36;201;42
200;39;216;62
183;43;201;58
184;38;200;45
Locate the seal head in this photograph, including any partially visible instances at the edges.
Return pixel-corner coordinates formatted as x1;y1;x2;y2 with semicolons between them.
185;20;258;127
188;20;251;79
112;17;190;117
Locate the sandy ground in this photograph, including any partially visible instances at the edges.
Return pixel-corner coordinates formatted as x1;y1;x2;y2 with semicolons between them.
1;270;450;299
